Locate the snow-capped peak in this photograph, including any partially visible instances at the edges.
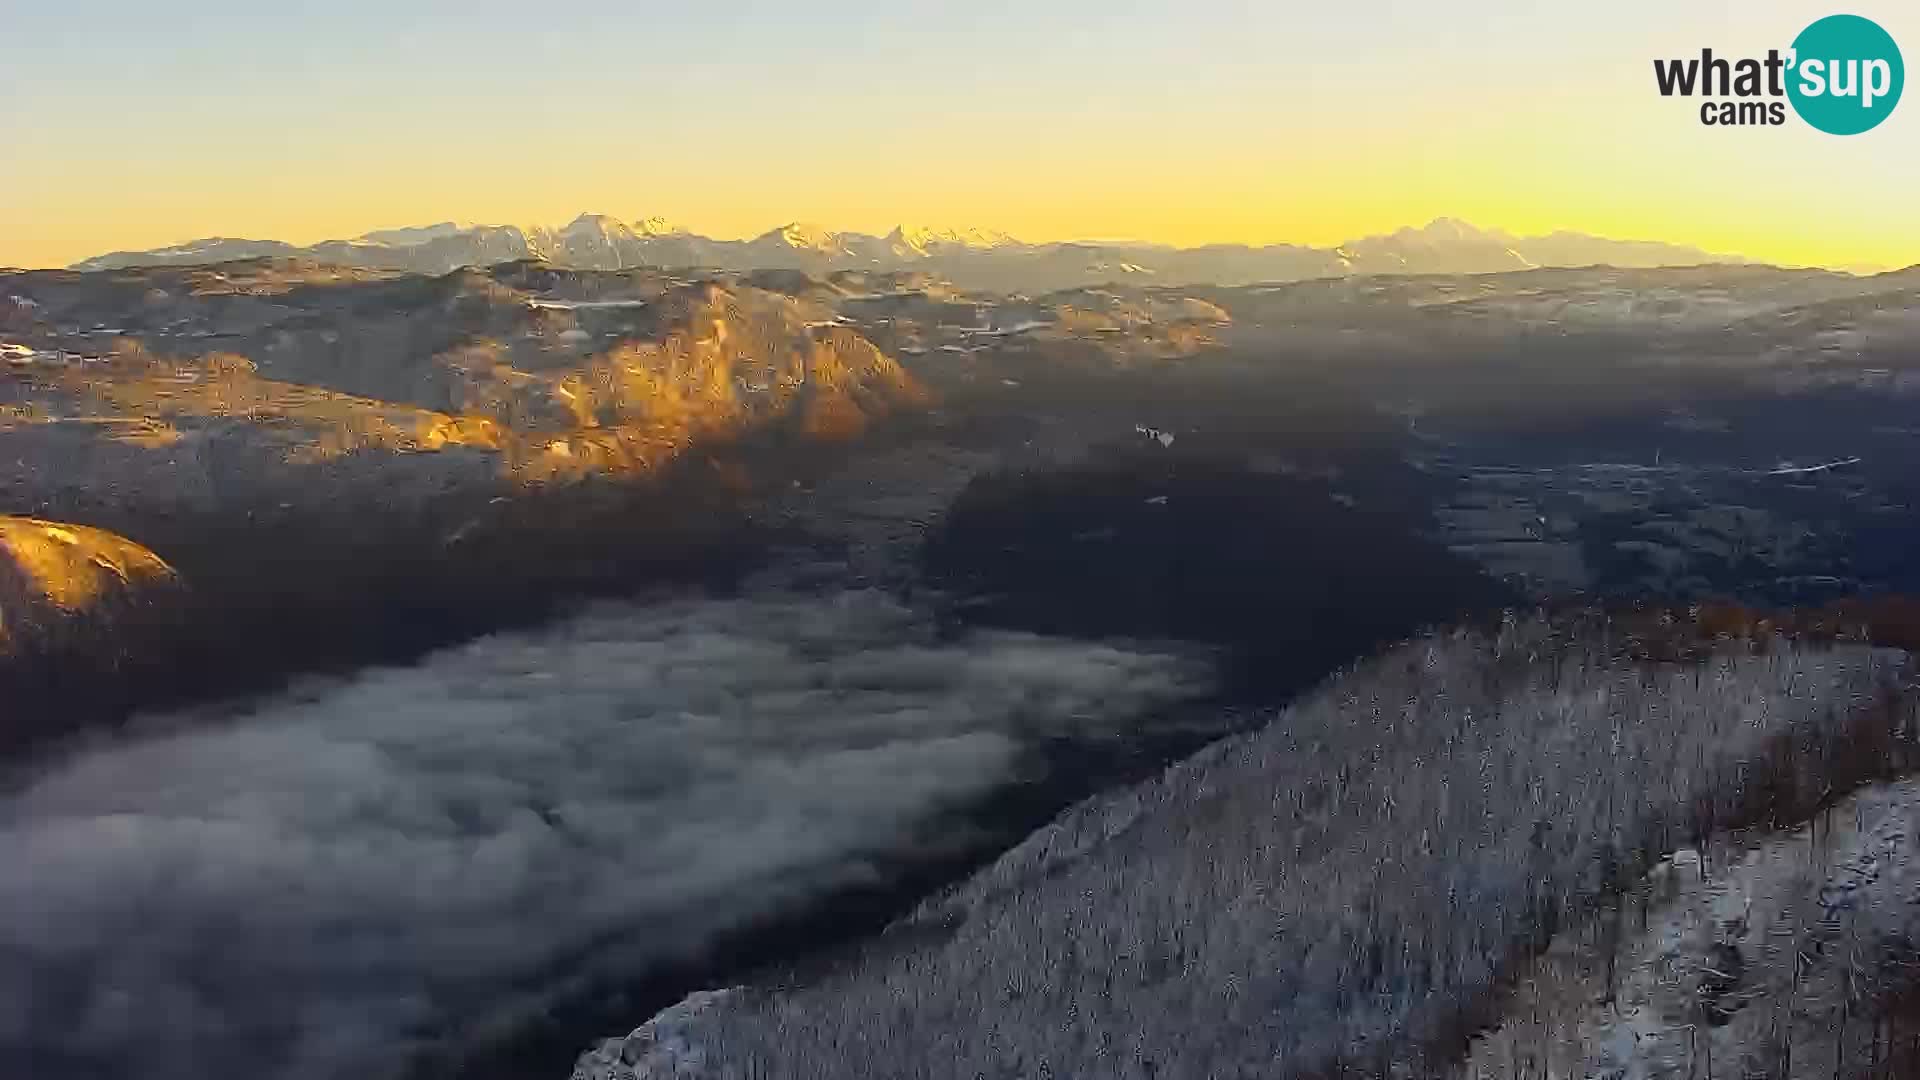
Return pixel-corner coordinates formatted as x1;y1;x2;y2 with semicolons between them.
757;223;846;254
561;213;631;240
887;225;1019;256
356;222;474;246
631;216;685;237
1419;217;1486;242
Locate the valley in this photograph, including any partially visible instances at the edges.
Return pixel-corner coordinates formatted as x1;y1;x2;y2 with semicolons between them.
5;241;1920;1080
11;3;1918;1076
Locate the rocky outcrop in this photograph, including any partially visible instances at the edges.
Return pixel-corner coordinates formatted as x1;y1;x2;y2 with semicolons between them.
1;267;925;515
0;516;180;660
511;282;923;479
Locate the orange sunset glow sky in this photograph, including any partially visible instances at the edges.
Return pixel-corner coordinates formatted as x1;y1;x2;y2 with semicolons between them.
3;0;1916;271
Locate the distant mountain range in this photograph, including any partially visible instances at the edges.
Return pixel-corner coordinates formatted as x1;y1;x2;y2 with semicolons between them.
69;215;1744;292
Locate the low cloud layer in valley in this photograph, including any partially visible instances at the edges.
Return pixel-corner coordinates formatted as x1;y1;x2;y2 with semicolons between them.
0;590;1207;1080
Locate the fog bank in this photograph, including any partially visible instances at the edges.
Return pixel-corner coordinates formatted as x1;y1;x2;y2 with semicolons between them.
0;590;1207;1080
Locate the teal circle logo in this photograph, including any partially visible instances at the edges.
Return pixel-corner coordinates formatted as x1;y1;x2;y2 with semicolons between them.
1787;14;1904;134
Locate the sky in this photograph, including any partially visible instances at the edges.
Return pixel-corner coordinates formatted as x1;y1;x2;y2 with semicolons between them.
2;0;1916;270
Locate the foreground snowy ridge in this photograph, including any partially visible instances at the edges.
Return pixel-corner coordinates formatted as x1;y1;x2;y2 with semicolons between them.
572;621;1920;1079
1464;774;1920;1078
572;990;740;1080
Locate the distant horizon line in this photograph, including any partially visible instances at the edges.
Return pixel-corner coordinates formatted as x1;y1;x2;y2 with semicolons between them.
21;213;1912;277
82;213;1735;253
